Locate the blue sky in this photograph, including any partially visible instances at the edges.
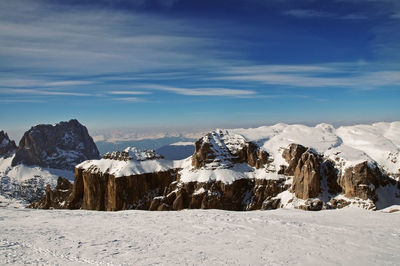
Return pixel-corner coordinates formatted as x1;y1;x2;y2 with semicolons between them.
1;0;399;138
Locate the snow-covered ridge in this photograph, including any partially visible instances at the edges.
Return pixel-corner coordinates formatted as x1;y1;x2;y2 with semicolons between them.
78;147;183;177
77;122;400;182
229;121;400;175
103;147;163;161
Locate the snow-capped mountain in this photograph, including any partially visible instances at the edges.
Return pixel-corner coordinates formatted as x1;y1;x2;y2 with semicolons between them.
0;119;99;207
40;121;400;211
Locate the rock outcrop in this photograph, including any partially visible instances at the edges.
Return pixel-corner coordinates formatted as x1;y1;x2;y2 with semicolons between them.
69;168;178;211
0;131;17;158
149;177;290;211
192;130;269;169
12;119;100;170
291;151;322;200
28;177;73;209
282;144;307;176
339;162;384;201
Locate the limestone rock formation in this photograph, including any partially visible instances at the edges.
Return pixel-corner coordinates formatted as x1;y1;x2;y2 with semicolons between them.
149;177;290;211
12;119;100;170
68;168;178;211
291;151;322;200
282;143;307;176
0;131;17;158
339;162;383;201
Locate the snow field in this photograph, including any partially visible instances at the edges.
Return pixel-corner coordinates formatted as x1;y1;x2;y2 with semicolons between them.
1;208;399;265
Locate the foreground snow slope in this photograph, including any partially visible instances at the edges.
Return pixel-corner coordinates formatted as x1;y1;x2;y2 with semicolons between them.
1;208;399;265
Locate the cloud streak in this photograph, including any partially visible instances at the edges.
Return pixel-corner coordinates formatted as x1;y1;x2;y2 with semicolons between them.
0;88;91;96
108;91;152;95
138;84;257;97
283;9;367;20
215;64;400;90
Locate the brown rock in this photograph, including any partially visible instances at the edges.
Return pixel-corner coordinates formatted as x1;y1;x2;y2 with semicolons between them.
172;189;189;210
149;197;163;211
282;144;307;175
247;178;287;210
262;197;281;210
192;135;216;169
235;142;269;168
292;151;321;199
28;177;73;209
68;168;178;211
339;161;381;201
298;198;323;211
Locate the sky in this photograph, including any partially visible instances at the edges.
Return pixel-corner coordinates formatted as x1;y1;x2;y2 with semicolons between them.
1;0;399;140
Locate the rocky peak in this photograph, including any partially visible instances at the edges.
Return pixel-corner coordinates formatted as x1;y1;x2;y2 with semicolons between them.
0;131;17;158
11;119;100;170
192;130;269;169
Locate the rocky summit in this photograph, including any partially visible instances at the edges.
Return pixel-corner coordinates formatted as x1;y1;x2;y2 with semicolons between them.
11;119;100;170
0;131;17;158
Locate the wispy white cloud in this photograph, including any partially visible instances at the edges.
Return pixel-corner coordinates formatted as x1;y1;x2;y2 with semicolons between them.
0;78;96;88
283;9;335;18
108;91;152;95
390;12;400;19
138;84;256;97
283;9;367;20
214;64;400;90
0;98;46;103
0;88;91;96
113;97;146;102
44;81;96;86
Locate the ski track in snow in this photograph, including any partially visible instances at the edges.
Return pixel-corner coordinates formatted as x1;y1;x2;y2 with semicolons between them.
1;208;399;265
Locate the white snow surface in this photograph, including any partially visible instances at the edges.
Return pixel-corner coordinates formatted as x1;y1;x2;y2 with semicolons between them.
1;208;399;265
123;147;163;161
77;158;184;177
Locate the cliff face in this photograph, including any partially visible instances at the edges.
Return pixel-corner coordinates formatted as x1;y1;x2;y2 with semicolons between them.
70;169;178;211
0;131;17;158
12;119;100;170
149;177;289;211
